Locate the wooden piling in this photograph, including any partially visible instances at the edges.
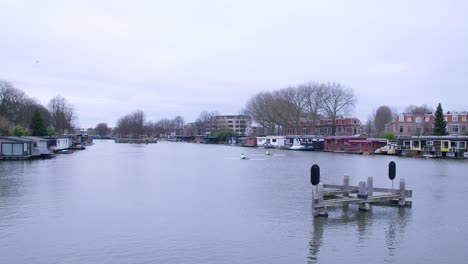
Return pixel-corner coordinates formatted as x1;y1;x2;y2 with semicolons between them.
398;179;406;207
343;175;350;197
367;177;373;197
313;183;328;217
358;181;370;211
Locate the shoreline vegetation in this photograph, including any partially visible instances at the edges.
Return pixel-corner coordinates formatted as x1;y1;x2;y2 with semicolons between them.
115;138;158;144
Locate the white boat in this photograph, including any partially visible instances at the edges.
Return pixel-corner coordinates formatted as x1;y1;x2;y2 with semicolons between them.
375;143;397;155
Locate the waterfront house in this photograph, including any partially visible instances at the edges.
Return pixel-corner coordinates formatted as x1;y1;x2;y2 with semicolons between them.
324;136;367;153
23;136;54;155
346;138;388;154
49;137;73;152
244;137;257;147
397;136;468;158
256;136;286;148
194;135;219;144
285;135;324;150
0;137;34;159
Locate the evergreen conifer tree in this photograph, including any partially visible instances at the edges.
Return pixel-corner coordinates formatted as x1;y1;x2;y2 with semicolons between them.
30;109;47;136
433;103;448;135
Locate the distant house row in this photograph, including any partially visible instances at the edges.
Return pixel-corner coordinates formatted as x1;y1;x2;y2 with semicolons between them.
198;111;468;138
385;111;468;136
0;135;92;160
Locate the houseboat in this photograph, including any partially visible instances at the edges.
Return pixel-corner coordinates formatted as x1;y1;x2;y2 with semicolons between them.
0;137;34;160
397;136;468;158
23;136;55;158
244;137;257;147
285;135;324;151
324;136;387;154
256;136;286;148
48;137;73;152
194;135;219;144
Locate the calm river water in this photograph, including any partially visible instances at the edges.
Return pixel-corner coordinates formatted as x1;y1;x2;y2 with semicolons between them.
1;140;467;263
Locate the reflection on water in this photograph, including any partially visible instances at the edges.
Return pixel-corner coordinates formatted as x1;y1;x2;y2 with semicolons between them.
0;141;467;264
309;207;412;264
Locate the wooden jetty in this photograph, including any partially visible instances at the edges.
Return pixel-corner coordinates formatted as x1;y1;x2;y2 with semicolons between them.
311;163;412;217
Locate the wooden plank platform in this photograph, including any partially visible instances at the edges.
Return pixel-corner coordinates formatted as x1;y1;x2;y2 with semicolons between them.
312;175;412;217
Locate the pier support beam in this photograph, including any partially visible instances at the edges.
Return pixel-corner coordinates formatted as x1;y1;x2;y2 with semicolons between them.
343;175;350;197
313;183;328;217
358;181;370;211
367;177;373;197
398;179;406;207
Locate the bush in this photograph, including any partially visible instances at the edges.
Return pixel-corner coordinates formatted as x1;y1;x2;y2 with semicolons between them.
381;131;396;141
13;125;26;136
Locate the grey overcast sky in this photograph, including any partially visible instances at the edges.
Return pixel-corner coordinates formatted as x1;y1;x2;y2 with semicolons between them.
1;0;467;128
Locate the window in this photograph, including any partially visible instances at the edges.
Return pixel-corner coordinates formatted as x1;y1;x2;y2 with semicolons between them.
425;116;430;122
1;143;13;155
13;144;22;155
400;126;404;133
459;142;466;149
462;126;467;131
399;115;404;122
415;117;422;123
463;116;467;122
443;141;449;149
451;125;459;133
408;126;412;133
272;139;277;143
453;115;458;122
407;117;412;122
413;141;420;148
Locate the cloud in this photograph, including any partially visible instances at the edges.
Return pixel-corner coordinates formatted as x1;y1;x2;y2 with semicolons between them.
1;0;467;127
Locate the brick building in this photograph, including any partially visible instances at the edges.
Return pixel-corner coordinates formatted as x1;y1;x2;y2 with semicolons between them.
385;111;468;136
287;117;362;136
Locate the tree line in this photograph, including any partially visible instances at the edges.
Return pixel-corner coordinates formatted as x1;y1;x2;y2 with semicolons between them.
244;82;356;135
0;79;77;136
113;110;185;138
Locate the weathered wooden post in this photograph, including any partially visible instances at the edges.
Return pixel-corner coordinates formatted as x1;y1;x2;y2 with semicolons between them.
343;175;350;197
367;177;373;197
398;179;406;206
315;183;328;217
358;181;370;211
311;164;328;217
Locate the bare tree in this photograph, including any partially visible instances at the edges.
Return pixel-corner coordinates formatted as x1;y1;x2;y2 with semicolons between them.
364;116;376;137
405;104;433;114
245;92;279;135
194;110;219;135
302;82;324;132
48;95;76;134
373;105;393;136
0;80;27;125
0;115;13;135
95;123;110;137
278;86;308;134
319;82;356;135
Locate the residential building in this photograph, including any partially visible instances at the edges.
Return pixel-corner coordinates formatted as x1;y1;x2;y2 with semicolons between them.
385;111;468;137
286;117;362;136
206;115;251;136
